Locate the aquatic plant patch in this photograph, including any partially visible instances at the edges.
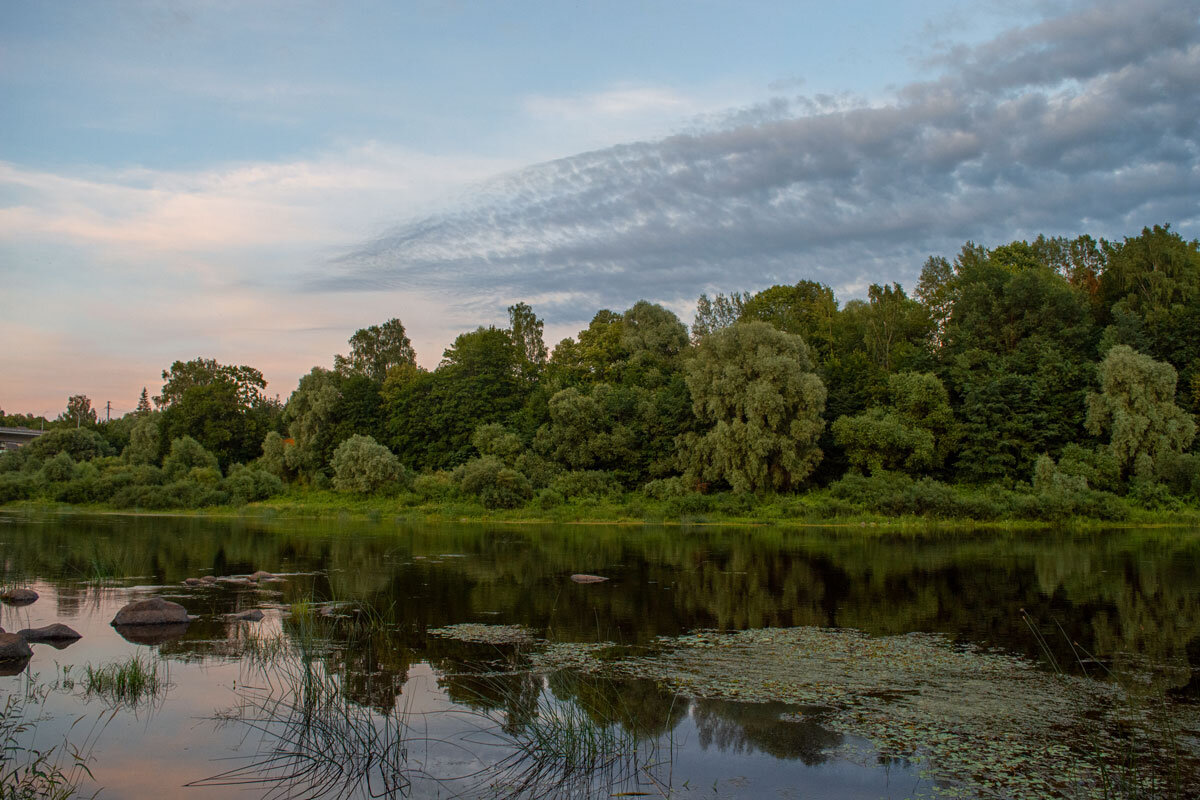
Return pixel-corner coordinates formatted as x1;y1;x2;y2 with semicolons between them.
527;627;1200;800
429;623;539;646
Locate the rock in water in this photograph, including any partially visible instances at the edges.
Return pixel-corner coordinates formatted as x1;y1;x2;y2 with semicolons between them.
17;623;82;643
1;588;38;605
249;571;275;582
229;609;264;621
570;574;609;584
183;578;203;586
0;656;30;676
0;632;34;661
111;596;190;626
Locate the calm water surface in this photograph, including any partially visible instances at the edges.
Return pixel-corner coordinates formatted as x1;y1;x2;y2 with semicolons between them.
1;512;1197;798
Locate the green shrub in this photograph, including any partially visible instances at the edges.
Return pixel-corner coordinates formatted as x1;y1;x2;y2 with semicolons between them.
667;492;715;516
330;434;408;494
223;464;284;504
534;487;565;509
550;470;621;500
1127;480;1181;511
0;449;27;474
513;451;561;489
27;427;114;462
454;456;532;509
39;451;77;484
163;436;220;479
472;423;525;462
1156;451;1200;499
413;470;457;500
0;472;32;503
641;476;688;500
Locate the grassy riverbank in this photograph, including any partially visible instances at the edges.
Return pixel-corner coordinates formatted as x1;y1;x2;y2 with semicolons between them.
5;482;1199;530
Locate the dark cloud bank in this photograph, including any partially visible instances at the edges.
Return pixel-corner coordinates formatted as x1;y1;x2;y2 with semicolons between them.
323;0;1200;319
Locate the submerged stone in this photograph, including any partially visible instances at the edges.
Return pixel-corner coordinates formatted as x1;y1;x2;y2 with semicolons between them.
1;587;38;605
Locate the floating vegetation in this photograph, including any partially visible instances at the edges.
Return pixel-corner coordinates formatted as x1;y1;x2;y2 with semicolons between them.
528;627;1200;800
81;654;168;710
429;623;537;646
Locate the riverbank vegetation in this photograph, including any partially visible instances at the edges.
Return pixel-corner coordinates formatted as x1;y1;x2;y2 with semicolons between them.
3;226;1198;525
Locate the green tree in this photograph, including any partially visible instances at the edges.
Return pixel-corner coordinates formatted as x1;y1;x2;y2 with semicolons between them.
691;292;746;342
161;379;250;468
125;414;161;465
386;327;526;470
938;240;1099;483
156;358;267;408
549;310;628;384
283;367;343;478
61;394;96;428
507;303;548;385
333;318;416;383
257;430;291;479
135;388;153;415
681;321;826;492
738;280;838;362
831;372;957;476
1085;345;1197;482
1098;225;1200;414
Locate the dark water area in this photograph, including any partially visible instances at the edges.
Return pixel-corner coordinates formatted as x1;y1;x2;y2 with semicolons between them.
1;512;1198;798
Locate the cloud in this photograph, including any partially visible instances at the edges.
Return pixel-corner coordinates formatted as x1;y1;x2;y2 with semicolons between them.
328;0;1200;316
0;144;516;268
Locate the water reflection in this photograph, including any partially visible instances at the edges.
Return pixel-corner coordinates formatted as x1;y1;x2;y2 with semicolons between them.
1;512;1198;798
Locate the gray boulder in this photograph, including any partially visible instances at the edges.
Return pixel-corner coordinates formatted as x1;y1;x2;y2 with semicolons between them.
17;623;82;643
111;596;190;626
0;632;33;661
570;574;609;584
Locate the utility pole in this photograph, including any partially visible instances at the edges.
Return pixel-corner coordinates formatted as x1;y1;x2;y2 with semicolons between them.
106;401;112;423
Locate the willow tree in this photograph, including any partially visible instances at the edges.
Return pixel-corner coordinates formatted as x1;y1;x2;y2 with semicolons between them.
681;321;826;492
1086;345;1196;481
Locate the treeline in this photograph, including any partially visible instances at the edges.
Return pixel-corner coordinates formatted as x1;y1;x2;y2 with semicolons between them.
2;225;1198;519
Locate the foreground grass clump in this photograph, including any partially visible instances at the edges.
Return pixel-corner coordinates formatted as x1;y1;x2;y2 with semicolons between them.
82;654;167;709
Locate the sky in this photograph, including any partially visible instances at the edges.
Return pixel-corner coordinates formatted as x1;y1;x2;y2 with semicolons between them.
2;0;1198;418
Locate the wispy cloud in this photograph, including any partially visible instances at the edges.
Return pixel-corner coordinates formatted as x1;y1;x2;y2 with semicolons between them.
328;0;1200;317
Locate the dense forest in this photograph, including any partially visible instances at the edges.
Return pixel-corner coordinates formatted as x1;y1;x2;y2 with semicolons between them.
3;224;1198;521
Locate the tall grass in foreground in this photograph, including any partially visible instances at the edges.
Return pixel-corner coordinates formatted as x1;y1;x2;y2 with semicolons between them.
190;629;412;800
1022;610;1198;800
196;613;675;800
452;669;675;799
81;654;168;710
0;677;97;800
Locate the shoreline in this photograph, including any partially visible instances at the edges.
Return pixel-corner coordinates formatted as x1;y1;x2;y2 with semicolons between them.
3;492;1198;533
